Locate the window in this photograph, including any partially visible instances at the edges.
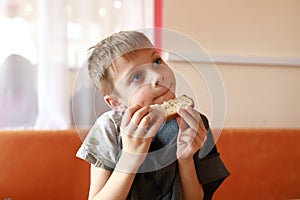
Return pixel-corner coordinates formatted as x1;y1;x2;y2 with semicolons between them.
0;0;157;129
0;0;154;67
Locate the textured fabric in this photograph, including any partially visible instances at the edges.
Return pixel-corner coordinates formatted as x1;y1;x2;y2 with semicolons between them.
76;110;122;170
76;110;230;199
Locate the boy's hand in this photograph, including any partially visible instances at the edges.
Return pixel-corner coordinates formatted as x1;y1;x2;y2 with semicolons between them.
119;105;164;170
176;106;207;161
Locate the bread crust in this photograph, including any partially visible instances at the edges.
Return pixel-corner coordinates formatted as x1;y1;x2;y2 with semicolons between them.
150;95;194;121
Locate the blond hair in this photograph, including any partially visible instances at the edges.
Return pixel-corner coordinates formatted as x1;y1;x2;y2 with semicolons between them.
87;31;154;95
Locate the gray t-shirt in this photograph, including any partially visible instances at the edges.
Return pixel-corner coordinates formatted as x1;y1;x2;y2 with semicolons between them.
77;110;230;200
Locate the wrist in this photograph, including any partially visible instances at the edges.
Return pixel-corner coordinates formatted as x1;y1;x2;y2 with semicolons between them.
178;157;194;165
116;150;147;173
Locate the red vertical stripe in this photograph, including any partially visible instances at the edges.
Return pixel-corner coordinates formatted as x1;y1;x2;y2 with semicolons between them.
154;0;163;53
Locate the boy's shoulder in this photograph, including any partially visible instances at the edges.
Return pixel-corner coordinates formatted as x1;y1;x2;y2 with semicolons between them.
77;109;123;168
95;109;123;127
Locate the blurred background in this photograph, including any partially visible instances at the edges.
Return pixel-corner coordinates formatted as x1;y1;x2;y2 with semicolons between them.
0;0;299;130
163;0;300;129
0;0;154;129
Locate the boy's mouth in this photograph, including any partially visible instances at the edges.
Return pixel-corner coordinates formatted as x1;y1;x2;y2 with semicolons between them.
153;85;175;104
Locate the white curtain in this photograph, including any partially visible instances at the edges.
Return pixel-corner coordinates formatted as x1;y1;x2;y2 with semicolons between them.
34;0;70;129
0;0;153;130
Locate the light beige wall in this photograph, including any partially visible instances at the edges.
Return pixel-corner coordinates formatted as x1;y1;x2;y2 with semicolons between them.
163;0;300;128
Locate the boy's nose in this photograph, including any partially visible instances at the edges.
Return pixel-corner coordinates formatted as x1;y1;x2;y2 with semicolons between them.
151;74;165;88
152;80;159;87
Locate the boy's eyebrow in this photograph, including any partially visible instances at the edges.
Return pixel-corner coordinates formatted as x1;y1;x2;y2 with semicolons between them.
151;50;159;57
119;49;159;81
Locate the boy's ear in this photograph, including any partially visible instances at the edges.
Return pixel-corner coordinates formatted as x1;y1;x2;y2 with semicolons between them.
104;95;126;111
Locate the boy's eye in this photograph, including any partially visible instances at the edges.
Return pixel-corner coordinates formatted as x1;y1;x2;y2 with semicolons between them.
131;73;142;82
153;58;162;66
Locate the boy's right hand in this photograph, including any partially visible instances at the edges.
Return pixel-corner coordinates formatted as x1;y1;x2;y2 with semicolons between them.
119;105;164;168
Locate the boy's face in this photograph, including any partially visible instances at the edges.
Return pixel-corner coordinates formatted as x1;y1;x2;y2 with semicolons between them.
111;48;176;108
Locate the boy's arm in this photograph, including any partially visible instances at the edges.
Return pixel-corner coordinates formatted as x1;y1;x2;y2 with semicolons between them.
178;158;204;200
176;106;208;199
88;156;138;200
89;105;165;200
89;166;112;200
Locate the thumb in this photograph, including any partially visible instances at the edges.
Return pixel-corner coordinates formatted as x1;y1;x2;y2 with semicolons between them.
177;116;187;144
177;116;187;132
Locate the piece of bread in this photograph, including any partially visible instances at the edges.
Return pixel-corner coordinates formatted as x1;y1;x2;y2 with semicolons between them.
150;95;194;121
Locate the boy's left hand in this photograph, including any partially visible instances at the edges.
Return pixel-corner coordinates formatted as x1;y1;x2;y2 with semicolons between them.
176;106;207;161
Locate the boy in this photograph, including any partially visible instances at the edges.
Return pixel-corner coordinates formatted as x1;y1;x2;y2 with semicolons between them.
76;31;229;200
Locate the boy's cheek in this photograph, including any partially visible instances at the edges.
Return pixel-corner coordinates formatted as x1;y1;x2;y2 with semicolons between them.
128;89;153;107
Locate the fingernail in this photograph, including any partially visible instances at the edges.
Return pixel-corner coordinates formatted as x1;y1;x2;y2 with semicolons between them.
185;105;192;110
178;107;182;113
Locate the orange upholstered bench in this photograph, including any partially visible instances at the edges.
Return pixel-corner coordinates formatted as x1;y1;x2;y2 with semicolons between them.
0;130;90;200
1;129;299;200
214;129;300;200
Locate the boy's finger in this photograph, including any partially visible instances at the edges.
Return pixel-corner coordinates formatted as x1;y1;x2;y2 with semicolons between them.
177;129;196;145
185;106;202;122
177;116;187;131
146;116;164;137
122;104;142;127
131;106;150;126
194;133;207;149
178;108;198;131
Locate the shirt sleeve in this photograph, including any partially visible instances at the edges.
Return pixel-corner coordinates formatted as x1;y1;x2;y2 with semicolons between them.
194;114;230;199
76;111;121;171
